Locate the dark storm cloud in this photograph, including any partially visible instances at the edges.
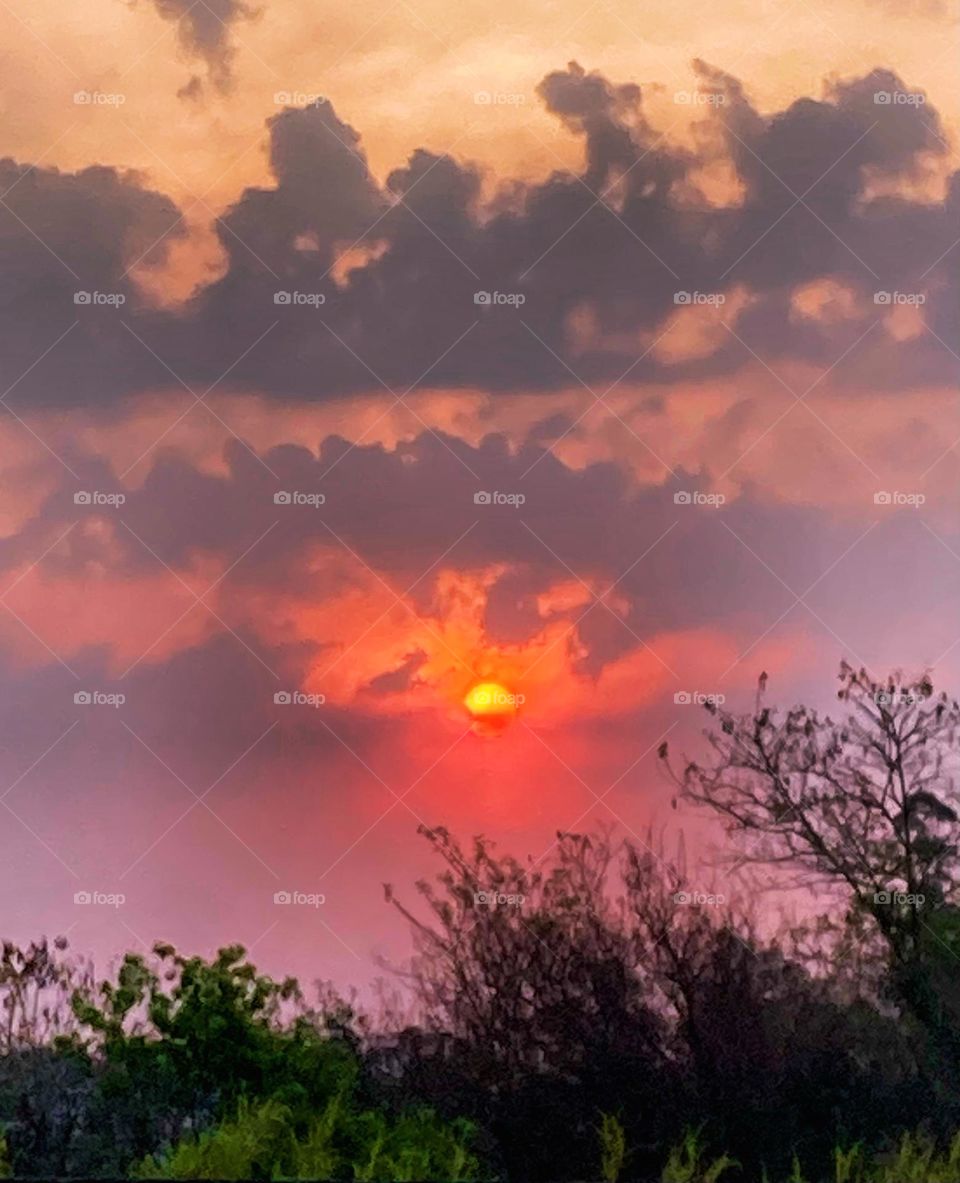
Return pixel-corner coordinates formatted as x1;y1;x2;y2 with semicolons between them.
0;62;956;406
145;0;258;95
6;429;960;772
0;159;185;406
536;60;655;190
11;428;875;661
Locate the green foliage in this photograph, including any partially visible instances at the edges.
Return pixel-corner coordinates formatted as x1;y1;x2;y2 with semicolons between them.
136;1098;295;1180
0;941;368;1176
825;1130;960;1183
347;1106;481;1181
136;1095;483;1181
833;1143;866;1183
878;1130;960;1182
597;1111;628;1182
73;942;358;1115
661;1129;737;1183
665;1131;960;1183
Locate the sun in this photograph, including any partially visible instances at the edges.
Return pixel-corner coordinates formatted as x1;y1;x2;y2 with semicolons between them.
464;681;521;736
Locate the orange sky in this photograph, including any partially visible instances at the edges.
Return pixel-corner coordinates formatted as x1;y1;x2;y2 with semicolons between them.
2;0;957;267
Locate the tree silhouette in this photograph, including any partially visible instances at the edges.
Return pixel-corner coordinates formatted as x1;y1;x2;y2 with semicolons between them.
663;663;960;1088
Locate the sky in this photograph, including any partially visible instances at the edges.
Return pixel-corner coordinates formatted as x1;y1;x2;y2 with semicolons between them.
0;0;958;996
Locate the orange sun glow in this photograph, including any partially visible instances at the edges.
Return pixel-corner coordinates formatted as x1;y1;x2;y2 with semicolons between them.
464;681;521;736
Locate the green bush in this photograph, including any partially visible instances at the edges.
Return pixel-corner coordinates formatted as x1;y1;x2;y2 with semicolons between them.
657;1130;960;1183
829;1131;960;1183
597;1111;627;1182
661;1130;737;1183
135;1094;483;1181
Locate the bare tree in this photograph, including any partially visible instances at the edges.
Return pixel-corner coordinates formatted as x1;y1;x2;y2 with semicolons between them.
0;938;87;1053
662;663;960;1028
385;823;925;1181
384;825;665;1084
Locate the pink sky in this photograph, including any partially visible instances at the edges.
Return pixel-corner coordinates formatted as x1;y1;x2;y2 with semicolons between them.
0;0;957;995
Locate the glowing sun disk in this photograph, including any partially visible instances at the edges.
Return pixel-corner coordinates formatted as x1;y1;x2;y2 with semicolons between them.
464;681;521;737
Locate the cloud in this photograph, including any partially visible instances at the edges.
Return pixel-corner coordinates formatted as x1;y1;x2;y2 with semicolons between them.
145;0;259;96
0;426;920;685
5;413;960;862
0;61;955;407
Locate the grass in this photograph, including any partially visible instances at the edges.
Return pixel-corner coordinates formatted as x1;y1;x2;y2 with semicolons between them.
586;1127;960;1183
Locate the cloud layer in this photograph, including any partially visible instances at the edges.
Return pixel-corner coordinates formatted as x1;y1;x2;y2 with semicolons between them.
0;61;955;409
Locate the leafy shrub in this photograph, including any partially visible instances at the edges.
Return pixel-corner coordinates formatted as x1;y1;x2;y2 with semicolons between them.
597;1111;627;1182
136;1094;482;1181
661;1129;737;1183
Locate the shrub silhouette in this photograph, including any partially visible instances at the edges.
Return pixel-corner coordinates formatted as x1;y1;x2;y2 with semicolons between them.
3;667;960;1180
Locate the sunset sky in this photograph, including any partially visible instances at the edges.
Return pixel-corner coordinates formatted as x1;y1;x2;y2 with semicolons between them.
0;0;958;993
